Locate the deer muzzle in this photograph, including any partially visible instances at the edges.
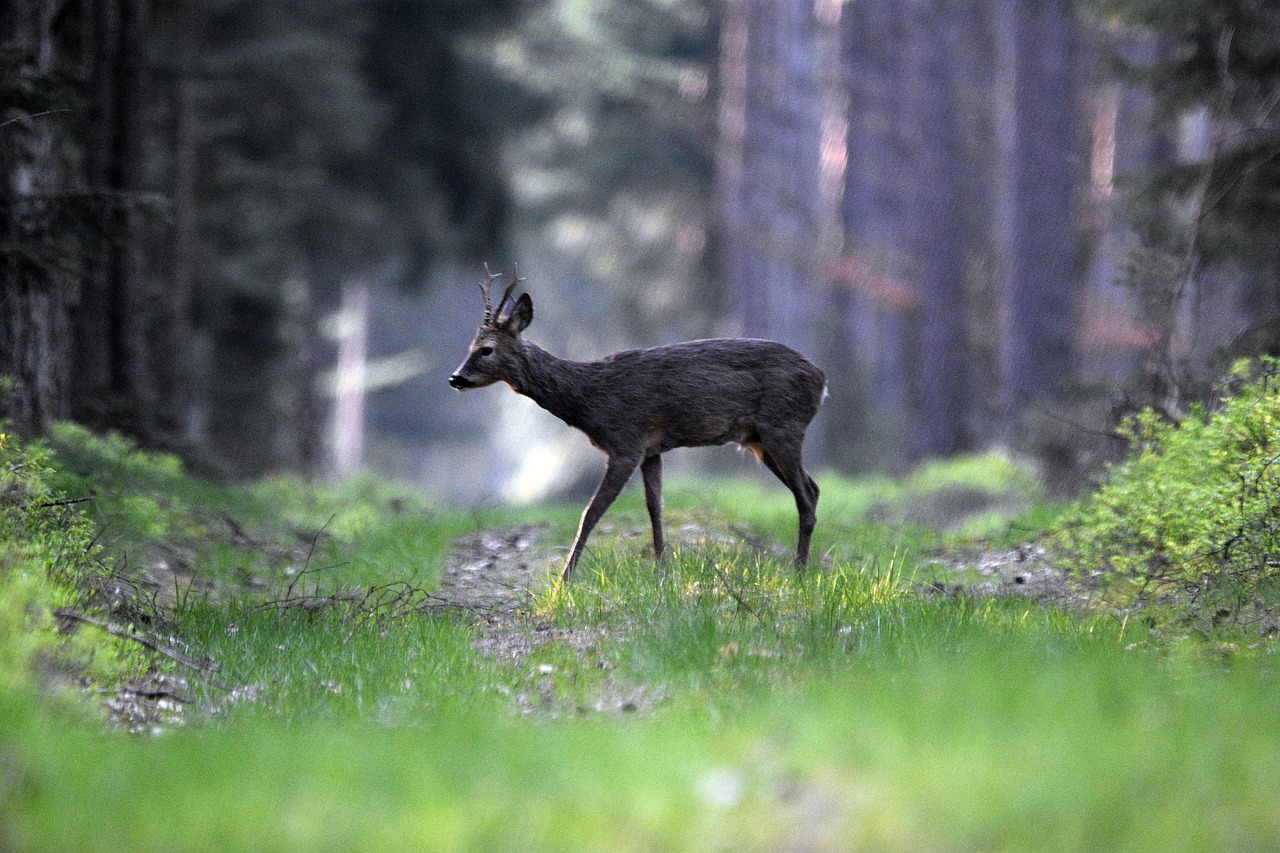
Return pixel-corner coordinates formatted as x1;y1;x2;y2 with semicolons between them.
448;373;477;390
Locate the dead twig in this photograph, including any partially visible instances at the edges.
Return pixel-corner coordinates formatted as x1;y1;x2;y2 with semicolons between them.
36;495;96;509
0;108;72;129
52;608;228;689
285;513;337;600
0;494;96;511
708;561;764;623
221;512;261;546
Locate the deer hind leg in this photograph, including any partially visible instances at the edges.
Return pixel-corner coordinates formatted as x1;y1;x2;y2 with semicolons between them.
640;454;665;560
758;438;819;567
563;454;641;581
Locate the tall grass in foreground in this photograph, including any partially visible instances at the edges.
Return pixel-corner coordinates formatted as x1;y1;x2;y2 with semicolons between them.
4;640;1277;851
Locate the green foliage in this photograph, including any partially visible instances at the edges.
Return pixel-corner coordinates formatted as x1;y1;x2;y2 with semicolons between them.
49;421;228;548
667;452;1041;554
180;604;505;726
0;429;143;696
44;423;498;596
1061;358;1280;600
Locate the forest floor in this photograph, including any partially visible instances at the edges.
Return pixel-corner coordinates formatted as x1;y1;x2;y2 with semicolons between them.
430;518;1098;719
12;434;1280;850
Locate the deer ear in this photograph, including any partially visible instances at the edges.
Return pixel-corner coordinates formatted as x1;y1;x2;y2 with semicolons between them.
504;293;533;333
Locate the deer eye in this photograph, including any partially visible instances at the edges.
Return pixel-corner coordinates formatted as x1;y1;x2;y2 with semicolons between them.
476;345;494;358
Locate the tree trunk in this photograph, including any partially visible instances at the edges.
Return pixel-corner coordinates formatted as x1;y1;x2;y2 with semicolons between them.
903;0;970;458
722;0;823;350
155;73;195;436
715;0;750;333
114;0;151;400
0;0;75;436
74;0;154;430
836;0;920;466
75;0;118;407
1000;0;1081;424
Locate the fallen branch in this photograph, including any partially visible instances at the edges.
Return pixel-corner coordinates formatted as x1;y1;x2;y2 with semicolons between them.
52;608;227;689
37;495;97;509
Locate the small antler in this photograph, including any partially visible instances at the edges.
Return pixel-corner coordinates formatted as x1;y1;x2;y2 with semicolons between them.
480;262;504;324
493;264;525;323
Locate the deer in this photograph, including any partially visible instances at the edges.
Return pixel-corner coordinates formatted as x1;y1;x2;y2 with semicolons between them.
449;265;827;581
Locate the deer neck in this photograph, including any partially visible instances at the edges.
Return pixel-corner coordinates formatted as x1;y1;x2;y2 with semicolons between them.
511;341;592;426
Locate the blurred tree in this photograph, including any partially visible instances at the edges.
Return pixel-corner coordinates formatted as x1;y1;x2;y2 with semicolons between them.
1083;0;1280;405
495;0;718;349
718;0;824;350
73;0;154;434
999;0;1082;425
830;0;1084;465
902;0;972;458
831;0;916;467
834;0;985;464
142;0;532;473
146;0;388;471
364;0;531;283
0;0;80;436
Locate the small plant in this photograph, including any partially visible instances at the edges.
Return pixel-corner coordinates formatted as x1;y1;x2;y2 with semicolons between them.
1060;357;1280;617
0;429;144;696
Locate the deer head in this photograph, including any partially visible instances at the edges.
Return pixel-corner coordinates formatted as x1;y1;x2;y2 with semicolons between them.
448;264;533;390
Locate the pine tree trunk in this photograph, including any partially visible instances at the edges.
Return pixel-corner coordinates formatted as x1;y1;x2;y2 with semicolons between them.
75;0;118;407
904;0;970;458
74;0;154;430
715;0;750;333
1001;0;1080;423
156;73;195;435
111;0;152;409
0;0;75;436
837;0;918;465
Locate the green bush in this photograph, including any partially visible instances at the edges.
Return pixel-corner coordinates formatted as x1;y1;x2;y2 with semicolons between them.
0;429;143;696
1060;358;1280;601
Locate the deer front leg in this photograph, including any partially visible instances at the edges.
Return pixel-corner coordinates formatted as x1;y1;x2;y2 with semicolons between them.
640;454;664;560
562;455;641;581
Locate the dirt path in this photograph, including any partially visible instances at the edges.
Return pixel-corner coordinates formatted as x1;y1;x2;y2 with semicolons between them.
923;542;1101;611
434;524;674;716
104;522;1091;730
434;523;555;613
431;522;1100;718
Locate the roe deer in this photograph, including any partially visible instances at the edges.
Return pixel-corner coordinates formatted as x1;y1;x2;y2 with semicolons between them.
449;265;826;581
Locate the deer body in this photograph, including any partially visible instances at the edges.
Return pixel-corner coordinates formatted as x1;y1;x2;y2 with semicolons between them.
450;268;825;580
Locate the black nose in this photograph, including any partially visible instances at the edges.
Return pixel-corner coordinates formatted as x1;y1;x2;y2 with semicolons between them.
449;374;474;389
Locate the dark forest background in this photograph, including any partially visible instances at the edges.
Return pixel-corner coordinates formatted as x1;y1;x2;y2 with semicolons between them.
3;0;1279;501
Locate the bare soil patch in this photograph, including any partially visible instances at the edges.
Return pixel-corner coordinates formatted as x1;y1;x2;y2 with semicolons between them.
434;524;555;613
923;542;1103;612
436;523;673;716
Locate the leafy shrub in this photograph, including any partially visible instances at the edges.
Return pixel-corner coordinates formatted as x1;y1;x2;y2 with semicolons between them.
0;431;103;606
1060;358;1280;601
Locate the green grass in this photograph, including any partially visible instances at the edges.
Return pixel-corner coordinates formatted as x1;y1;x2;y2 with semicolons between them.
4;643;1277;851
537;544;1119;707
178;605;506;725
3;428;1280;850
